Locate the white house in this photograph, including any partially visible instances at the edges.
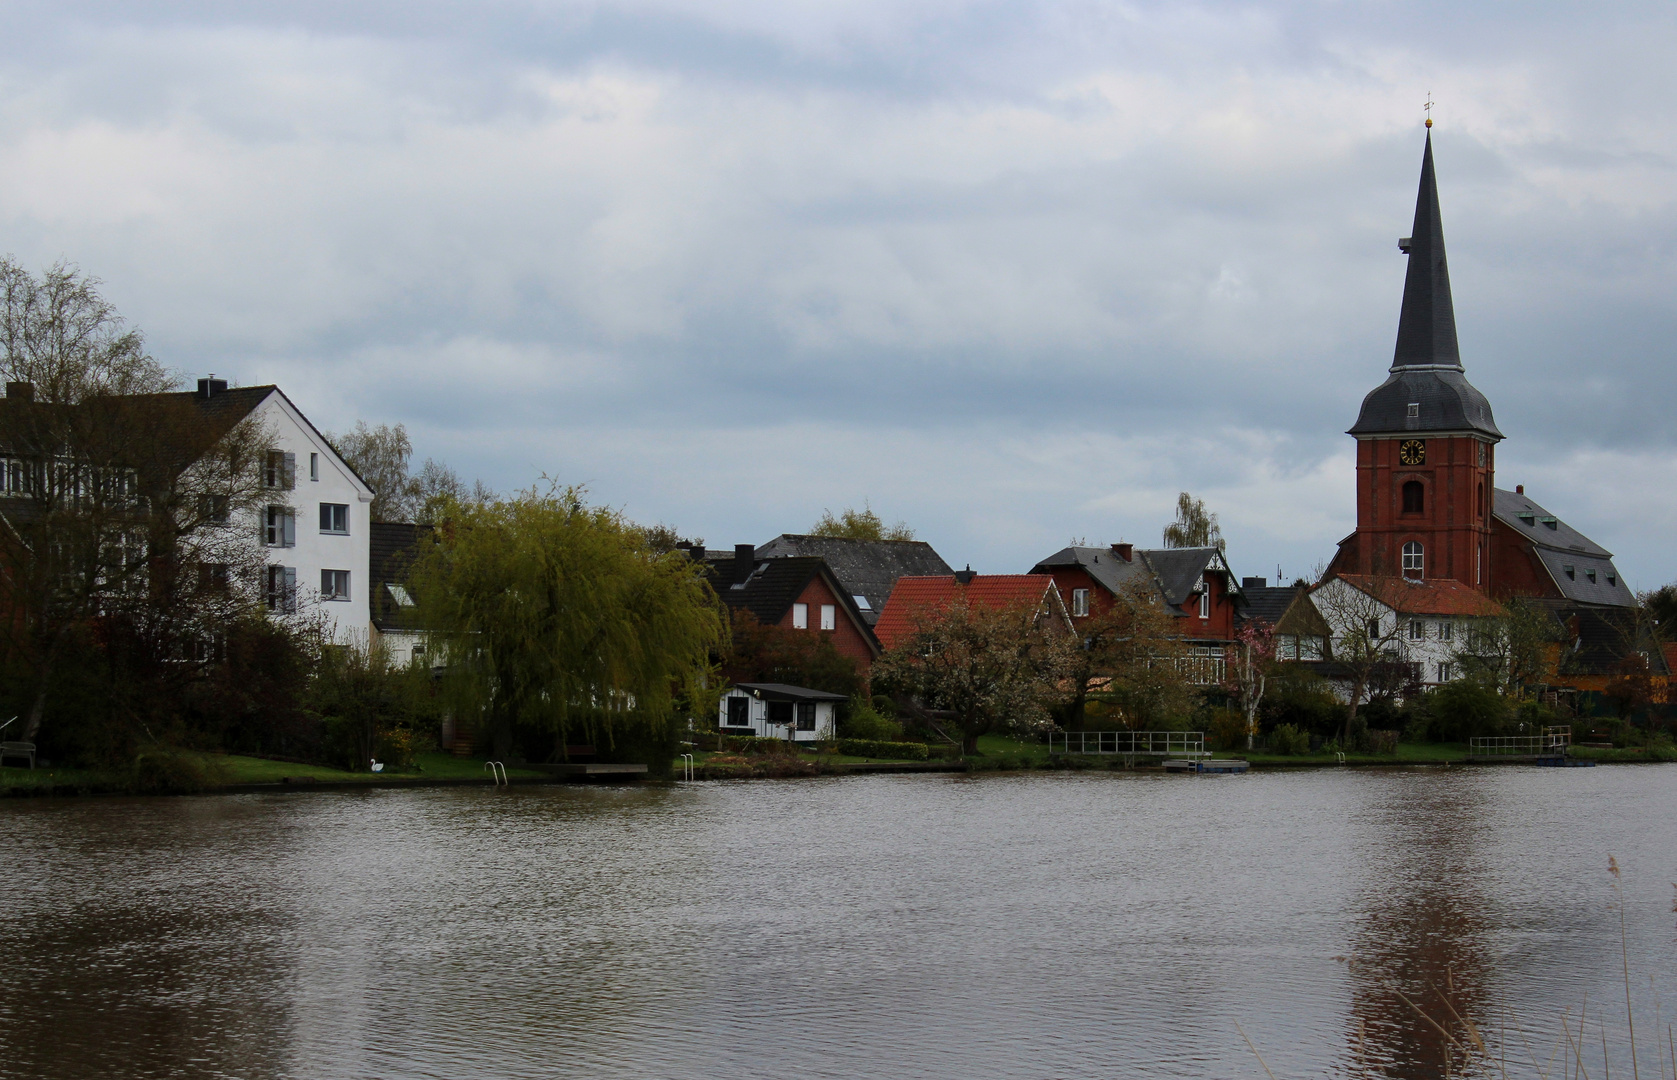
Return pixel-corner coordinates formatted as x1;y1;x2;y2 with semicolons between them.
718;683;846;742
199;378;375;645
1307;573;1501;690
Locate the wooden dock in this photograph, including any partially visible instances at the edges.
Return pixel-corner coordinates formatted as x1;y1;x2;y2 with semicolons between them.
1163;759;1249;775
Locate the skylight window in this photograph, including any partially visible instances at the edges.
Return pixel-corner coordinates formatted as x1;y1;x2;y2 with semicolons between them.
852;595;871;611
386;584;416;607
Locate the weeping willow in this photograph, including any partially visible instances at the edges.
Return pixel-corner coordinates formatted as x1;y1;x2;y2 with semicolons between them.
409;485;724;757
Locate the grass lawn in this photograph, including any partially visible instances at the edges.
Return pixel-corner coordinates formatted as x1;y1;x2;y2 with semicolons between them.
1;750;549;794
1226;742;1471;766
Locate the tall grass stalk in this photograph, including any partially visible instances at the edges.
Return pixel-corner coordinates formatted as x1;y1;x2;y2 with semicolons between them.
1610;856;1640;1080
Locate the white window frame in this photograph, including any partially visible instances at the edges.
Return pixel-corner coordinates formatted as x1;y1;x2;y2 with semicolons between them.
1071;588;1090;617
819;604;836;631
1437;661;1452;683
1408;620;1425;641
264;506;296;547
321;569;351;601
319;502;350;535
266;565;297;613
1198;590;1210;619
309;452;319;482
1438;621;1453;642
792;603;808;629
1402;541;1424;578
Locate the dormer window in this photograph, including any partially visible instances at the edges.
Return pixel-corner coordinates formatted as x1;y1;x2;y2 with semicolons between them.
1518;512;1535;526
1541;517;1558;530
1563;565;1575;580
1406;402;1420;418
1585;568;1597;584
1607;574;1617;587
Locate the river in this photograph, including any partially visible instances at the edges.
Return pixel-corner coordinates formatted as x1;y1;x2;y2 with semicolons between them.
2;765;1674;1079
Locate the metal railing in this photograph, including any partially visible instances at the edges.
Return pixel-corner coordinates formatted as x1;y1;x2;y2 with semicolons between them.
1047;731;1208;758
1469;726;1571;757
484;761;508;785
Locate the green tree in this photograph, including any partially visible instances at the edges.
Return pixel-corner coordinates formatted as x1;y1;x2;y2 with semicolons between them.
331;421;418;522
872;598;1077;755
1161;492;1224;551
810;503;915;541
1067;579;1193;730
409;484;725;761
1452;596;1557;696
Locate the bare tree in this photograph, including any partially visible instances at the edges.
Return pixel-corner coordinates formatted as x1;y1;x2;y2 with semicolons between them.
1308;575;1412;745
330;421;419;523
1452;596;1556;697
1069;579;1193;730
1162;492;1224;551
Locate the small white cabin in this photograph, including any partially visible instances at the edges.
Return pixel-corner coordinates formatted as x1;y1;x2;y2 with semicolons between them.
718;683;845;742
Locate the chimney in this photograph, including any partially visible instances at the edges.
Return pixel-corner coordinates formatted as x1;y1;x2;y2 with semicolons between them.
1515;484;1524;495
734;544;755;584
1112;542;1133;562
1242;577;1267;589
954;565;976;585
5;381;34;402
196;375;228;399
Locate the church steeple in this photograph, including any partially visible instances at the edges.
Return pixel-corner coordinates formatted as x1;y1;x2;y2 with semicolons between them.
1392;132;1461;370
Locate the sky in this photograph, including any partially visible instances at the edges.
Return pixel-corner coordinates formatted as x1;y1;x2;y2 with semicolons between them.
3;1;1675;588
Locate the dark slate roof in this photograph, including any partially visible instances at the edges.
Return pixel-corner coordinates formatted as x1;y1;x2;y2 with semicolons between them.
700;551;880;654
755;534;952;625
1348;133;1502;440
1540;601;1671;678
369;521;433;632
1493;488;1634;608
1139;547;1240;608
1031;545;1241;616
1240;585;1302;625
731;682;848;702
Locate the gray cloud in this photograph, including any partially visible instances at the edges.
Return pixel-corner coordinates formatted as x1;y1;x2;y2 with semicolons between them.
2;0;1675;585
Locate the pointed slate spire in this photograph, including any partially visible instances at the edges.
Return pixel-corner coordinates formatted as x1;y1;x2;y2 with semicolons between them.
1391;132;1461;370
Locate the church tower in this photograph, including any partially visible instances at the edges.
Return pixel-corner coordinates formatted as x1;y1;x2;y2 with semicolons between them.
1332;130;1502;589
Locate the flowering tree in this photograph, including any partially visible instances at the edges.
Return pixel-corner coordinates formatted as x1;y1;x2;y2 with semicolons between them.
1222;619;1277;750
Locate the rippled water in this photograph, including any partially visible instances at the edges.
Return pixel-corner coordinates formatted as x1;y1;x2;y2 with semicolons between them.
2;766;1675;1079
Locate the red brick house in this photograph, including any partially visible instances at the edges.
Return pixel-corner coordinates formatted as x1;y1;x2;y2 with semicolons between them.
695;544;880;669
1029;543;1244;641
873;570;1070;651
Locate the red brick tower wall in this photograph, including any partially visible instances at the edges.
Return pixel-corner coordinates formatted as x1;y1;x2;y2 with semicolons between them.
1352;434;1495;590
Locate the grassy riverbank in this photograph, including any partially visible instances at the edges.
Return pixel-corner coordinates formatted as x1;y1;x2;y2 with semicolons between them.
0;751;549;796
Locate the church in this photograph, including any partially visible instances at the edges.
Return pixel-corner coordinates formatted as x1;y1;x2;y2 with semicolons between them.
1292;125;1658;698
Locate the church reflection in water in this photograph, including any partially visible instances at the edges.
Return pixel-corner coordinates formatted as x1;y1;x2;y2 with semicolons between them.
1341;776;1497;1079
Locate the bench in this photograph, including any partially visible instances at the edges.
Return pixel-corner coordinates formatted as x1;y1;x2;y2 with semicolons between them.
0;741;36;769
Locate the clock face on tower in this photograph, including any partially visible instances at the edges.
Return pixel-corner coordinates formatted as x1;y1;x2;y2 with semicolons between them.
1399;439;1426;466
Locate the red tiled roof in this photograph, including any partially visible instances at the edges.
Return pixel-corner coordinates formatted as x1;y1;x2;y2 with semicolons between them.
1328;574;1504;617
874;574;1060;649
1661;642;1677;677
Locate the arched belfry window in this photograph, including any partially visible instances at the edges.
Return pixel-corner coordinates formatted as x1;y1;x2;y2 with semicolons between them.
1402;480;1424;514
1402;541;1424;579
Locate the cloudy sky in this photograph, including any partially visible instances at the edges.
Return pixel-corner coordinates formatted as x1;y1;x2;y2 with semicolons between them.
4;1;1675;586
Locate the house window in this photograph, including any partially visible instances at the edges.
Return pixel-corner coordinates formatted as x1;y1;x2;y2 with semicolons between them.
321;569;351;601
792;603;808;629
1071;588;1090;617
310;453;319;481
1607;573;1617;587
1402;481;1424;514
795;703;816;731
198;563;230;592
1402;541;1424;578
264;506;296;547
1438;621;1453;642
1437;661;1452;683
264;450;296;490
411;644;426;660
1300;636;1324;660
1408;620;1425;641
1276;634;1296;659
1366;619;1382;640
726;697;750;728
1563;564;1575;580
766;701;793;727
1585;568;1597;584
1198;591;1210;619
820;604;836;631
265;566;296;613
319;503;349;534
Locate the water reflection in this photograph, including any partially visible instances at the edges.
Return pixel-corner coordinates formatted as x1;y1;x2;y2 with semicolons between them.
0;767;1672;1079
1345;772;1496;1078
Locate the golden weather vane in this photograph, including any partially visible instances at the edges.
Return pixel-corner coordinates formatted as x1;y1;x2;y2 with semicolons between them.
1424;92;1434;129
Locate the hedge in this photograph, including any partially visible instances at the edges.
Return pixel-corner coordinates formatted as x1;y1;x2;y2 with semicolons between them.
721;735;795;754
836;738;929;760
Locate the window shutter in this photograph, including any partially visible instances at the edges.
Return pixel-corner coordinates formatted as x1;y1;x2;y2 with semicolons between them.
283;510;296;547
283;567;297;613
283;453;297;490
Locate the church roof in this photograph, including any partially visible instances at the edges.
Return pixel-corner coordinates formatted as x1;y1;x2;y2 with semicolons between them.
1350;132;1502;440
1492;488;1635;608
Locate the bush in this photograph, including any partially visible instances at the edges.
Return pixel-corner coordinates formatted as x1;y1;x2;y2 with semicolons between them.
1269;723;1311;755
1207;707;1249;751
128;749;225;794
722;734;797;755
839;696;903;741
1419;681;1511;742
836;738;929;760
1259;672;1343;739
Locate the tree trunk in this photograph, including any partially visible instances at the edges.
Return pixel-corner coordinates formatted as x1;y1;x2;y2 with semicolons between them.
962;731;980;756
